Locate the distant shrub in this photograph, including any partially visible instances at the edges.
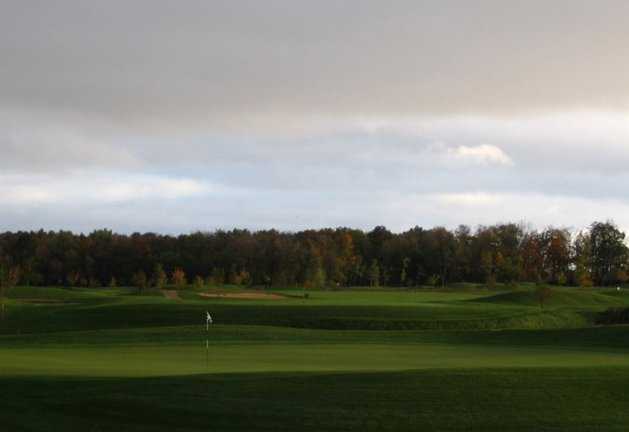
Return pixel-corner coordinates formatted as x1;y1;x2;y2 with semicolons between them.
596;307;629;325
193;276;204;289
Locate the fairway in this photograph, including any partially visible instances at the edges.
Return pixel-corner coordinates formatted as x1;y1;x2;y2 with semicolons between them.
2;286;629;431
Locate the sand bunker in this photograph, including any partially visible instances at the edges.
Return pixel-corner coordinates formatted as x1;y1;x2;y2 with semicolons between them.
161;290;181;300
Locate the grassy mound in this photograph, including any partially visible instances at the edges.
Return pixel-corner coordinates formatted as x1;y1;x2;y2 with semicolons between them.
0;285;599;334
474;288;626;308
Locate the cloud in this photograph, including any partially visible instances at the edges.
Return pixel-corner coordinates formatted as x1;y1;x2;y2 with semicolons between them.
434;192;502;206
3;2;629;233
3;0;629;130
447;145;513;166
0;108;140;173
4;110;629;233
0;173;211;207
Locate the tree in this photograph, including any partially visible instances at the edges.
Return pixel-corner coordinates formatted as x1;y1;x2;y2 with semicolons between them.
0;221;627;291
400;257;410;287
368;259;380;287
210;267;225;286
590;221;628;286
132;270;147;294
66;271;81;287
0;263;20;319
480;250;496;288
193;275;204;289
573;231;593;287
304;247;326;289
231;269;251;286
432;227;456;287
171;268;187;288
152;263;167;289
521;232;544;283
541;228;571;284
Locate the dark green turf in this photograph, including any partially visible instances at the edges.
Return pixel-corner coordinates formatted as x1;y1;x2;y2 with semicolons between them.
4;368;629;432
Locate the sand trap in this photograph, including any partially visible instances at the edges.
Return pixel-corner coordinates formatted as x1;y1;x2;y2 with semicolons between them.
161;290;181;300
198;292;287;300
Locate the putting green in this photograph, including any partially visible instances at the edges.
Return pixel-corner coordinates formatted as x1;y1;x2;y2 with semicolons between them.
3;340;629;377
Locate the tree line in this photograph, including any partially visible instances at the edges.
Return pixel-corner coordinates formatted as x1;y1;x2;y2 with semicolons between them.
0;221;627;290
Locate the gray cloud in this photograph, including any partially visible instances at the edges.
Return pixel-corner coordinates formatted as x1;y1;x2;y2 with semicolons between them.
3;0;629;128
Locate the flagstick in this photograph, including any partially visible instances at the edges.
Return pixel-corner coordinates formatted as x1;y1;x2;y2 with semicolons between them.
205;315;208;369
205;311;211;370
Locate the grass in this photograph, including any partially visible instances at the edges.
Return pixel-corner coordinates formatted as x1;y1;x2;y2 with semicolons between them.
2;285;629;430
5;369;629;431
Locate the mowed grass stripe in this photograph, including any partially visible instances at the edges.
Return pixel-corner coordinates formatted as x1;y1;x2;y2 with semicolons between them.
3;341;629;377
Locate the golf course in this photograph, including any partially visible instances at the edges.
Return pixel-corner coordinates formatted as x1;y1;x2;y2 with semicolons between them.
2;284;629;431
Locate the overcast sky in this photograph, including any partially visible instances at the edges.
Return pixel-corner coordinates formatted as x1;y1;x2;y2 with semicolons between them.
3;1;629;234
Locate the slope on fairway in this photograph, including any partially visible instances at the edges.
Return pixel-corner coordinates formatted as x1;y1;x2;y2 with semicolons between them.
474;288;628;308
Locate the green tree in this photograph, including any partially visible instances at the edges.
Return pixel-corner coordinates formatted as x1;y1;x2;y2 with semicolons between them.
590;221;628;285
0;263;20;319
573;232;593;287
152;264;167;289
480;250;496;288
193;275;204;289
210;267;225;286
368;259;380;287
400;257;410;287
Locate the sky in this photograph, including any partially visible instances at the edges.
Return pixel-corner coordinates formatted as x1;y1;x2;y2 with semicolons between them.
3;1;629;234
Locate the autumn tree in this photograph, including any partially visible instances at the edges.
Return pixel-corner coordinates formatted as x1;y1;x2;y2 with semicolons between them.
171;268;187;288
0;221;628;290
541;228;571;284
132;270;147;294
520;232;544;283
